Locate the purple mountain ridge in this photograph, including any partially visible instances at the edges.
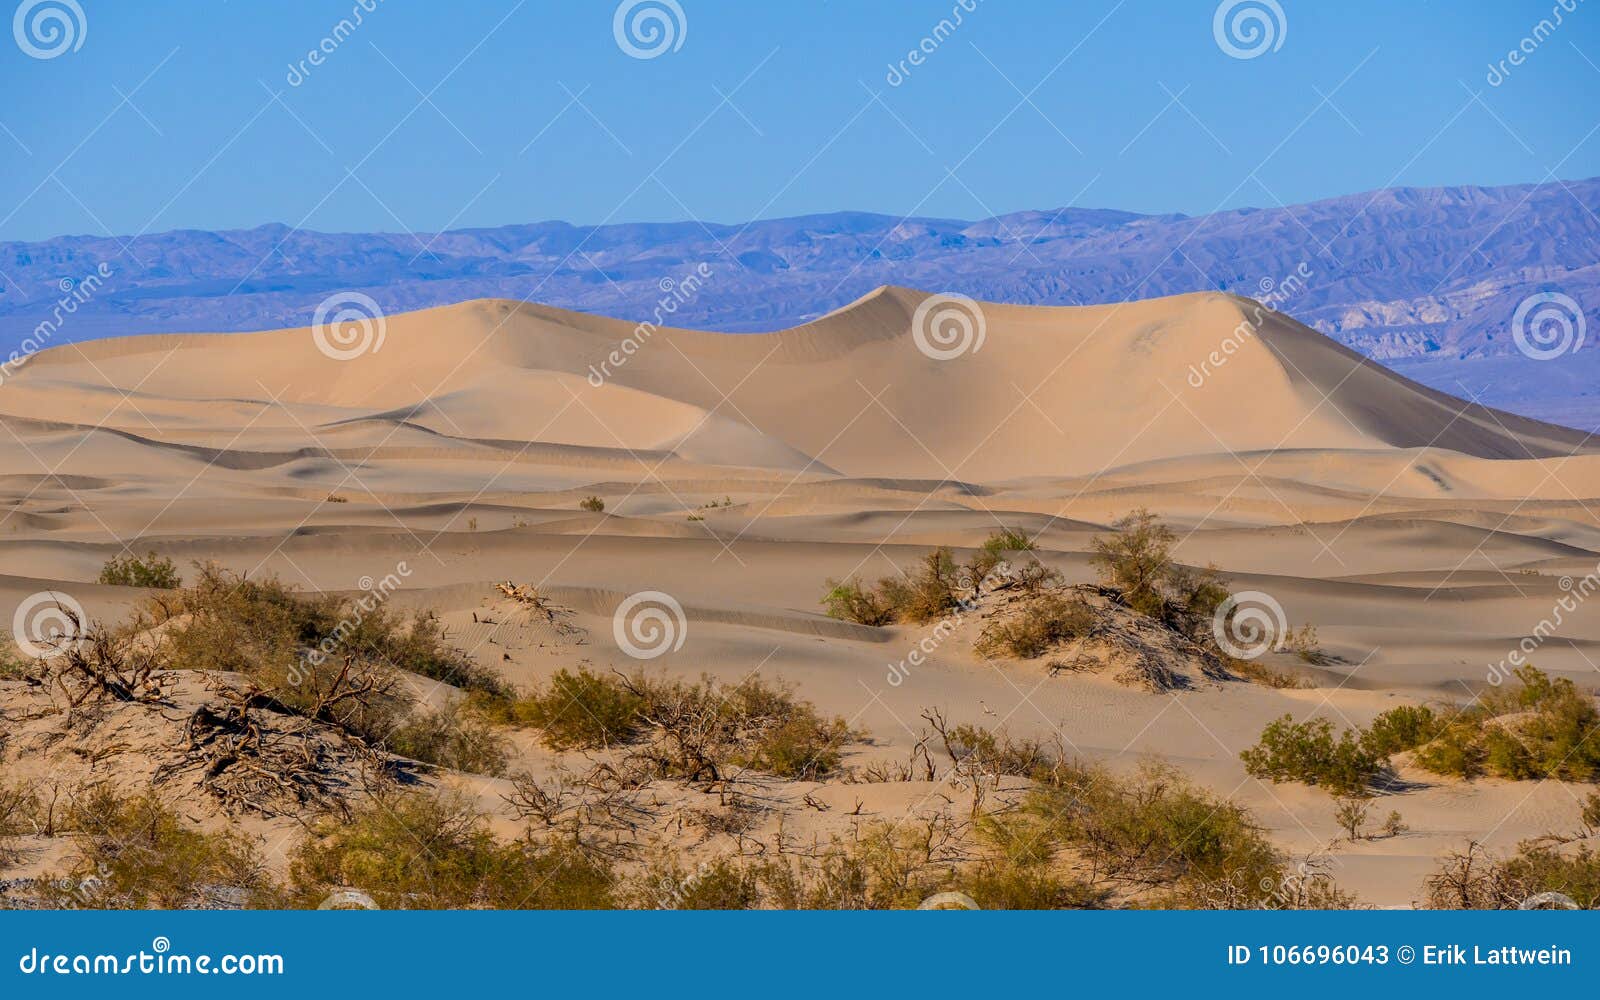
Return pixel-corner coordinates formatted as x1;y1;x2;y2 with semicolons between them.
4;177;1598;430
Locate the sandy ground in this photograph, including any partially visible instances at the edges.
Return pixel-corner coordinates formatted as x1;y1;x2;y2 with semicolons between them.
3;286;1599;906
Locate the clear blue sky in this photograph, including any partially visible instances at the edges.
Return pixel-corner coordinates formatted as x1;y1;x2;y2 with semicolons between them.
2;0;1597;241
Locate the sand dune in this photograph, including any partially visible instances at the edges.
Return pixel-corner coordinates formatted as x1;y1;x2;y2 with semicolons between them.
4;287;1599;906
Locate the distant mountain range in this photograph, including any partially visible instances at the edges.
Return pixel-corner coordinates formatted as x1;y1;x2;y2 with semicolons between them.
4;177;1597;429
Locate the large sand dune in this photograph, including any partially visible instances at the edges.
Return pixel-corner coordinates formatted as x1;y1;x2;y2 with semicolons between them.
3;287;1599;906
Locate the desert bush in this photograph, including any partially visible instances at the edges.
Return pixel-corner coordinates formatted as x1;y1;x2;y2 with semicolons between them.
1333;796;1370;839
500;667;853;780
579;496;606;512
629;855;762;910
0;782;40;867
1425;839;1600;910
820;577;893;626
1239;715;1386;796
287;790;615;909
1022;761;1285;904
1361;704;1445;756
385;703;510;775
144;564;506;742
975;592;1093;658
1226;657;1310;689
97;551;181;589
1090;509;1177;617
821;547;962;626
967;527;1037;581
45;787;271;909
1089;509;1229;624
1411;666;1600;781
626;672;855;781
497;665;645;750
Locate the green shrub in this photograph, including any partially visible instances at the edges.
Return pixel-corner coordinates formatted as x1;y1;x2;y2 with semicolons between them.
1239;715;1386;796
1411;666;1600;781
821;548;962;626
286;791;615;909
1022;761;1286;904
975;592;1093;658
497;665;645;750
385;703;509;775
579;496;605;512
821;577;893;626
1361;704;1445;756
1426;840;1600;909
1089;509;1229;622
97;551;181;589
45;787;271;909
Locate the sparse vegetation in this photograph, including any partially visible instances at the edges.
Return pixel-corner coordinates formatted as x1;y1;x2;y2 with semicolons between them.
821;547;962;626
1240;715;1387;796
1411;666;1600;781
975;592;1093;658
97;551;181;589
1425;839;1600;910
493;667;855;781
286;791;616;910
579;495;606;512
44;787;272;909
1090;509;1228;623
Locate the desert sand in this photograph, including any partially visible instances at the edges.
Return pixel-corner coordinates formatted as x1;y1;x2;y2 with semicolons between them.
3;286;1599;906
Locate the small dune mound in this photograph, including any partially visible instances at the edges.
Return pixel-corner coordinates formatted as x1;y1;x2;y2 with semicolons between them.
975;584;1231;692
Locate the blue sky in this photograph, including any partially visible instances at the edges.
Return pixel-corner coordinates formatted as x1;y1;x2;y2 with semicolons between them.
2;0;1597;241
